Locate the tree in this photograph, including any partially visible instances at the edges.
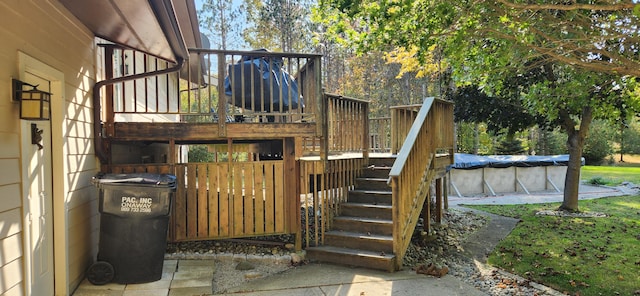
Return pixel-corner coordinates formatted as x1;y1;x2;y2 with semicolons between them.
242;0;313;52
317;1;640;77
448;85;537;147
620;119;640;155
317;0;640;211
532;127;567;156
334;52;439;117
199;0;244;50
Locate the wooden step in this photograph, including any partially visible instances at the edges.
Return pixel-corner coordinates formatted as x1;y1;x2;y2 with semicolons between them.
348;189;392;204
355;177;390;191
324;231;393;253
333;216;393;235
306;155;400;272
367;157;396;168
340;203;392;220
305;246;397;272
361;166;391;179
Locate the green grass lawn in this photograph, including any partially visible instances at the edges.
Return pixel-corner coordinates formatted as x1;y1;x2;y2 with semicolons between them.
581;166;640;186
465;196;640;296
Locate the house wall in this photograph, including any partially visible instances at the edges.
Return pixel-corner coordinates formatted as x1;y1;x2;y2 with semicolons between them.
0;1;99;295
113;49;181;123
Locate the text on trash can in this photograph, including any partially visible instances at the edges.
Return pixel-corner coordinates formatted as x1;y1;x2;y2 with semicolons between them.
120;196;153;213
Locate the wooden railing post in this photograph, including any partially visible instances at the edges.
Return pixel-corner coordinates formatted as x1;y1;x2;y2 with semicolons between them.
315;57;324;136
321;93;329;164
103;46;115;139
217;53;226;136
390;108;398;154
362;103;370;163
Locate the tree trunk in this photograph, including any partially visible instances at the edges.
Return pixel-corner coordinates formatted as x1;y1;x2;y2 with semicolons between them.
620;123;625;162
559;107;593;212
562;130;583;211
473;122;479;154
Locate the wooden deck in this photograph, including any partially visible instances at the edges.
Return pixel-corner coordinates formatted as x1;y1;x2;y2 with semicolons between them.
111;122;317;141
95;47;454;271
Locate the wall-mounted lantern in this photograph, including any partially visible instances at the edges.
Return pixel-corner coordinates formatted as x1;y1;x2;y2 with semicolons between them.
13;79;51;120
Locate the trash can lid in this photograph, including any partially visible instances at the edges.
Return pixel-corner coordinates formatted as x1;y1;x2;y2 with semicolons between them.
93;173;176;186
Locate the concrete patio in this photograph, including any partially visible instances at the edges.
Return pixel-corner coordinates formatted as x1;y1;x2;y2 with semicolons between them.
72;259;215;296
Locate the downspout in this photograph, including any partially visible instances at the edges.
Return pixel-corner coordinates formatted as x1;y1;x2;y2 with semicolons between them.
92;57;185;164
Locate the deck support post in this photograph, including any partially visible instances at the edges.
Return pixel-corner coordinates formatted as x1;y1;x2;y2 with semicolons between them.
443;175;449;210
284;137;302;251
421;188;431;232
435;178;443;224
169;138;176;167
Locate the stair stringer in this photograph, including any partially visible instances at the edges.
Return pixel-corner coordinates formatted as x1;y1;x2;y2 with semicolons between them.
391;153;437;270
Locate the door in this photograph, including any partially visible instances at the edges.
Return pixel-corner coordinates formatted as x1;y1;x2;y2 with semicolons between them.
21;72;55;295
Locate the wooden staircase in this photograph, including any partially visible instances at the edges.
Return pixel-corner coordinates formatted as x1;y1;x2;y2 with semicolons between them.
306;157;398;272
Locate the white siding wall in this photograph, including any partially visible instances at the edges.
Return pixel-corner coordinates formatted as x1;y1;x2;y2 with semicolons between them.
113;50;181;123
0;0;99;295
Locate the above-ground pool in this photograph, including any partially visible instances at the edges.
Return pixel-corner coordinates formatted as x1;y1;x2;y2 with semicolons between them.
448;154;574;197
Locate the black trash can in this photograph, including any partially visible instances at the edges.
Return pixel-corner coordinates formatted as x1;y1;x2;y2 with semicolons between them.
87;173;176;285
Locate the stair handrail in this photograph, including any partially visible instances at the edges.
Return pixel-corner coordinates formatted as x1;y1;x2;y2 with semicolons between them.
388;97;451;270
388;98;434;178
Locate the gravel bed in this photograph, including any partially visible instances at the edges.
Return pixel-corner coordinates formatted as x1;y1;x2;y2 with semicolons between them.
166;208;563;295
405;208;563;295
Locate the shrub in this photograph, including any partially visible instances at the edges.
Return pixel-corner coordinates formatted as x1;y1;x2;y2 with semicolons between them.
187;145;217;162
586;176;607;186
495;138;525;155
583;120;614;165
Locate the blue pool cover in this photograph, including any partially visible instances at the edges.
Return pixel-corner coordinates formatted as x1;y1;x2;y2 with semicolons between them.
452;153;578;169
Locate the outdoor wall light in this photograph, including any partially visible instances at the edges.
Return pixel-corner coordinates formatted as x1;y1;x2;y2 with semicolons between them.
13;78;51;120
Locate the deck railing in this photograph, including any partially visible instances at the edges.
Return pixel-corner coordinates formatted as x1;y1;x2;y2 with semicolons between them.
298;157;366;247
326;93;369;154
388;98;454;270
100;46;322;127
369;117;391;153
301;93;370;159
390;104;420;154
